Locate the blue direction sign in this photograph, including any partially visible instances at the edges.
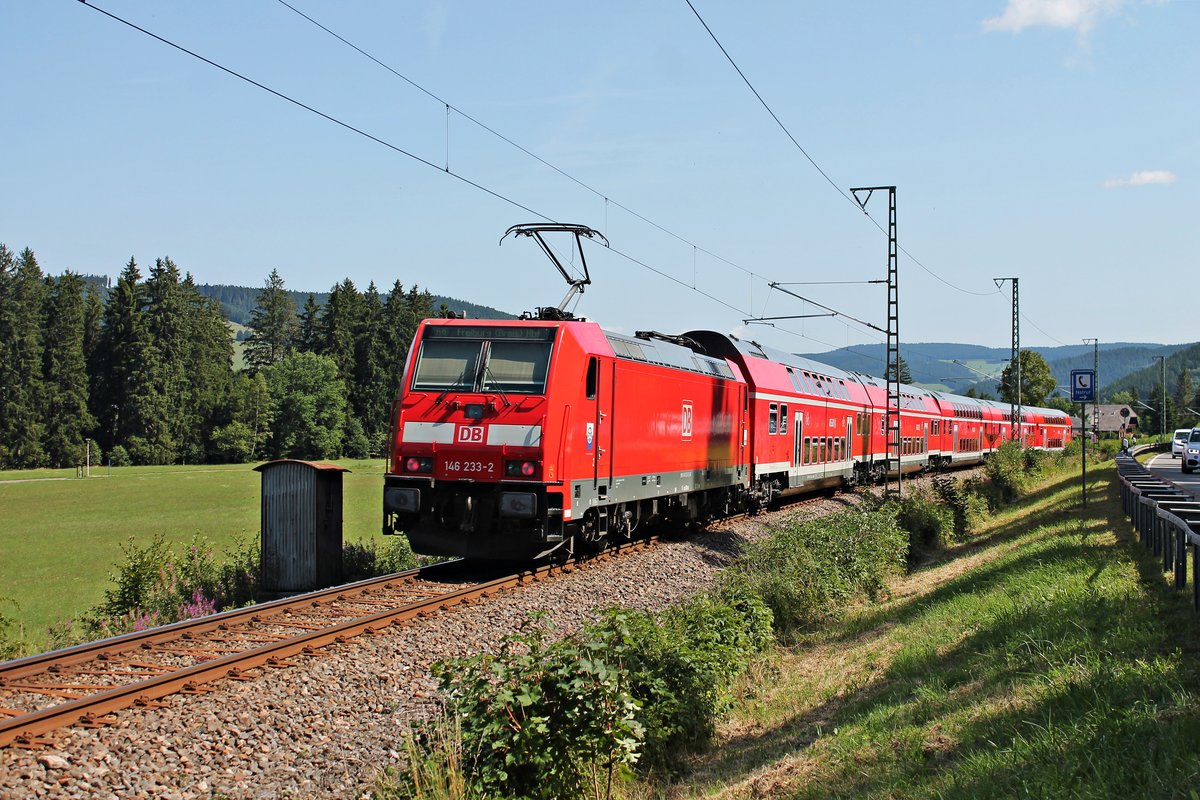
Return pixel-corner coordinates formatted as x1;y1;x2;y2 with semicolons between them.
1071;369;1096;403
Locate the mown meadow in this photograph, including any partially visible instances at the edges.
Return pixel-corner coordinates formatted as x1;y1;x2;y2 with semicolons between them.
0;459;390;651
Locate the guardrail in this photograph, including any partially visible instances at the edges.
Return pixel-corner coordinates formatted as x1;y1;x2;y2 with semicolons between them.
1116;453;1200;608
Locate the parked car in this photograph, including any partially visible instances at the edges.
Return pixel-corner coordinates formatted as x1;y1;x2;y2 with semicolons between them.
1183;429;1200;475
1173;428;1191;458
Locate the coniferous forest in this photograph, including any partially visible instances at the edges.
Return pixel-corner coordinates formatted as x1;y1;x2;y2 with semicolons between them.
0;243;479;469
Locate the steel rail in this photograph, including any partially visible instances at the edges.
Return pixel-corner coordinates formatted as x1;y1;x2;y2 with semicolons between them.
0;563;455;683
0;562;557;748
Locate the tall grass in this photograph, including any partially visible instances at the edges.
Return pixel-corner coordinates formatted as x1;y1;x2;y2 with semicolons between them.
669;465;1200;798
0;458;390;652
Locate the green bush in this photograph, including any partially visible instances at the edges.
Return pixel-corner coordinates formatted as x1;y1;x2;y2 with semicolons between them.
724;509;907;632
423;618;642;800
108;444;132;467
390;590;774;798
590;590;774;774
984;441;1026;503
342;417;373;459
343;536;417;582
892;487;955;560
84;533;259;637
1022;446;1047;477
0;597;21;660
932;475;990;537
1095;438;1121;461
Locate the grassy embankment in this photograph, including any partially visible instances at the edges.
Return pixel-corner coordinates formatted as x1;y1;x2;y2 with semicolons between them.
0;459;389;650
668;462;1200;798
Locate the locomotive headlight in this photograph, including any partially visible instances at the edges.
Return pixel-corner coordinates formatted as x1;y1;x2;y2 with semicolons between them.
499;492;537;518
505;460;539;479
404;457;434;473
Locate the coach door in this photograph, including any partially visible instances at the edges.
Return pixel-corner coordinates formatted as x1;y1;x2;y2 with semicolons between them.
794;413;804;469
586;357;614;498
845;417;854;475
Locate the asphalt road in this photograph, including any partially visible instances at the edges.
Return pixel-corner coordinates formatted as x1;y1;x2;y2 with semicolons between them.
1145;451;1200;499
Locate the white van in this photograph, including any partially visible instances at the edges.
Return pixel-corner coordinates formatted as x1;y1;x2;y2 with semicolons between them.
1173;428;1191;458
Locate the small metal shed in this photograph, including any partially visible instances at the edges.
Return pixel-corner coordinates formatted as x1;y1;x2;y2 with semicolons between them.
255;459;349;594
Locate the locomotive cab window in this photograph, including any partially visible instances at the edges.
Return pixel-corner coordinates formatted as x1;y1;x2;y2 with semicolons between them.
585;357;598;399
412;326;554;394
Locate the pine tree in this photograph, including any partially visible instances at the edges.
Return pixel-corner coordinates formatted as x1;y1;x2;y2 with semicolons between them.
42;272;98;467
885;355;912;384
0;247;49;467
382;279;417;395
350;282;390;455
405;284;435;336
0;244;17;466
96;257;159;458
1174;368;1194;428
244;268;298;371
296;294;321;353
82;282;105;437
180;272;234;462
317;279;363;383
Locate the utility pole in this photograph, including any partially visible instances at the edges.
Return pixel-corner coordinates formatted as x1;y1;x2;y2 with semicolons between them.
851;185;900;496
994;278;1020;443
1155;355;1167;440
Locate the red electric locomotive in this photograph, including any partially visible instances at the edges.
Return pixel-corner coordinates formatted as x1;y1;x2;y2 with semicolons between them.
382;318;749;559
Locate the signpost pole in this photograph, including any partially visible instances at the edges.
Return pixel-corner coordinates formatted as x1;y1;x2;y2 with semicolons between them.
1071;369;1096;509
1081;402;1087;507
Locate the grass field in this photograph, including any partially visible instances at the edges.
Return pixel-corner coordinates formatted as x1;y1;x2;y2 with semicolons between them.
672;463;1200;798
0;459;389;651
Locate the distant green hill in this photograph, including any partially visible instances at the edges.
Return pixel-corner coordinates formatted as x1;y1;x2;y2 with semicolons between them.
800;341;1195;400
1105;341;1200;400
193;284;516;325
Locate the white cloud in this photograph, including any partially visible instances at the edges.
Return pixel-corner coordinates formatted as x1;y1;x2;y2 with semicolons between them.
1103;170;1178;188
983;0;1128;34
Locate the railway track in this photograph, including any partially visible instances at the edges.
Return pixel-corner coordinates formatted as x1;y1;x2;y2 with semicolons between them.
0;472;969;752
0;558;566;749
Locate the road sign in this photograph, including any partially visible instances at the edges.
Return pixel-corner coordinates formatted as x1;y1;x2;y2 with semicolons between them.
1071;369;1095;403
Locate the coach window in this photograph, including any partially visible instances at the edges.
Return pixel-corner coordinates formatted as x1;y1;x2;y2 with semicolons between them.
780;404;788;435
769;404;778;434
586;357;598;399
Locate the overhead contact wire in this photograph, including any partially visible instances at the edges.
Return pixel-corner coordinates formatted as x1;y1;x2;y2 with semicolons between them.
684;0;1002;300
78;0;550;222
80;0;887;351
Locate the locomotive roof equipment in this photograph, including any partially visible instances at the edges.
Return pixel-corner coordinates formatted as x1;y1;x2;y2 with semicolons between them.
501;222;609;320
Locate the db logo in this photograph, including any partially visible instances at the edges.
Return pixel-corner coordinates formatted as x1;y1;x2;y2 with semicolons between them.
681;401;693;441
457;425;485;443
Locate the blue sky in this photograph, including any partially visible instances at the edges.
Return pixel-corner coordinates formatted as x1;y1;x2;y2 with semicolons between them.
2;1;1195;355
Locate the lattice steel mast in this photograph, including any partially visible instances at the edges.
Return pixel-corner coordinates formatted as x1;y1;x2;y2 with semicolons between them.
995;278;1020;441
851;186;900;495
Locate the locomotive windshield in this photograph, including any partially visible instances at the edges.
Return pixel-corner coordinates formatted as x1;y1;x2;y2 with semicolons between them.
411;326;555;394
